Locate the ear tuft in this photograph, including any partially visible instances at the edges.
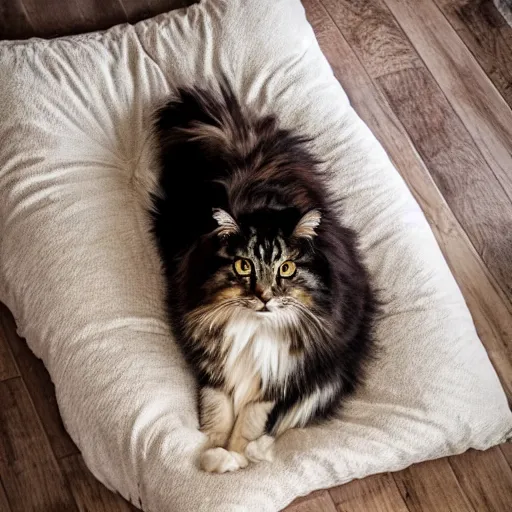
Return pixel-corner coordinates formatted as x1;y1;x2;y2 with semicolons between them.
293;209;322;239
212;208;239;238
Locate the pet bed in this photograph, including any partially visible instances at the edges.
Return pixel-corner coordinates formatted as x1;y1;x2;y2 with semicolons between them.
0;0;511;510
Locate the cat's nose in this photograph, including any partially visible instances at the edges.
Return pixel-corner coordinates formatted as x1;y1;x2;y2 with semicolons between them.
255;286;273;303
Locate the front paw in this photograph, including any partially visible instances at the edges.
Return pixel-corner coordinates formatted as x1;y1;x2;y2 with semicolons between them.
200;447;249;473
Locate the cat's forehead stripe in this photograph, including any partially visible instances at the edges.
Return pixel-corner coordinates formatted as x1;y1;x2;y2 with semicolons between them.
248;234;257;252
271;241;278;262
258;243;265;261
250;236;284;266
240;231;290;266
274;237;283;261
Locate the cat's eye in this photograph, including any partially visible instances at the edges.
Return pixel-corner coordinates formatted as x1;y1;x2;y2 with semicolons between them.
279;261;296;278
234;258;252;276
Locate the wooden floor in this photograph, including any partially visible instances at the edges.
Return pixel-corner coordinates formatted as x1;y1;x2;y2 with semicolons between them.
1;0;512;510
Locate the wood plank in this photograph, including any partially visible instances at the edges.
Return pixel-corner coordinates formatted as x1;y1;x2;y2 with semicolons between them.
0;0;198;39
434;0;512;109
321;0;422;76
393;458;474;512
119;0;152;22
381;0;512;207
0;312;18;381
0;378;78;512
74;0;128;29
448;447;512;512
121;0;197;21
321;0;512;314
287;490;333;507
0;481;12;512
305;0;512;398
501;442;512;469
147;0;197;15
378;67;512;307
60;454;138;512
20;0;127;38
0;304;78;459
285;491;338;512
0;0;34;39
330;473;410;512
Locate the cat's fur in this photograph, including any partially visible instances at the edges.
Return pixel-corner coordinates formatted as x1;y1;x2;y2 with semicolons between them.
151;84;377;473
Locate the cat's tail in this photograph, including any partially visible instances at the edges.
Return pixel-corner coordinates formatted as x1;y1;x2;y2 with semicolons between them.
154;81;258;166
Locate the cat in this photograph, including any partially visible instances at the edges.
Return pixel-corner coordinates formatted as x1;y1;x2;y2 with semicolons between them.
151;83;377;473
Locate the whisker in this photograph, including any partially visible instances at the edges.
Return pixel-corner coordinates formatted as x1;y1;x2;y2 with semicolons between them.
185;298;247;335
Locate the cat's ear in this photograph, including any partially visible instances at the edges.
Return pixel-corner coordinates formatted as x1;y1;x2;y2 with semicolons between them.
212;208;239;238
293;209;322;239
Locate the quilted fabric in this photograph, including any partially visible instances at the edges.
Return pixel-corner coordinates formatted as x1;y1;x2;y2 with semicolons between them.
0;1;510;510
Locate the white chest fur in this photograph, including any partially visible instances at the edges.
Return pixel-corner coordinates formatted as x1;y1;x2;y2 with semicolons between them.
221;313;296;412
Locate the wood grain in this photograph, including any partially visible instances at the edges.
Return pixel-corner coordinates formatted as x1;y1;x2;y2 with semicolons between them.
287;490;333;507
329;473;409;512
305;0;512;399
119;0;152;22
60;454;138;512
393;458;474;512
448;447;512;512
501;443;512;470
146;0;196;14
0;378;78;512
434;0;512;109
0;0;197;39
20;0;126;38
321;0;512;309
0;0;33;39
0;304;78;459
0;481;12;512
285;491;338;512
324;0;422;76
120;0;197;22
380;66;512;303
0;316;18;382
382;0;512;217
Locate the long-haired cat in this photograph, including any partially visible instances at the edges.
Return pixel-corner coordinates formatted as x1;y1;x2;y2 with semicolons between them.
151;83;377;473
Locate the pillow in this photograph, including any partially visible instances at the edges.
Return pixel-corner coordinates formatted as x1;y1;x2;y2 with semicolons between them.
0;0;510;510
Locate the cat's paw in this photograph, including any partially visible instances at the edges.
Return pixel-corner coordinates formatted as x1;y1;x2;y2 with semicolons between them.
200;447;249;473
245;435;275;463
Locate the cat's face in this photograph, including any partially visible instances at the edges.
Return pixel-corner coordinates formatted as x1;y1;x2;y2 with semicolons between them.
184;208;331;346
213;233;313;314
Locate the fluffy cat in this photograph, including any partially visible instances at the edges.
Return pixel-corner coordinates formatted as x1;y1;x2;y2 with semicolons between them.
151;83;377;473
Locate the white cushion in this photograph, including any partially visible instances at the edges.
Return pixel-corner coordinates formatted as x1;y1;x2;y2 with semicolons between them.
0;1;510;510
